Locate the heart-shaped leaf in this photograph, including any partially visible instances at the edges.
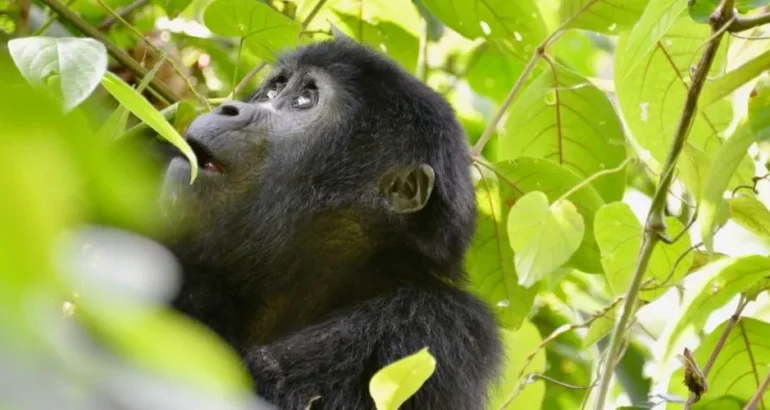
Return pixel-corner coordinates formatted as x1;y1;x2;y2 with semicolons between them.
507;191;585;287
8;36;107;111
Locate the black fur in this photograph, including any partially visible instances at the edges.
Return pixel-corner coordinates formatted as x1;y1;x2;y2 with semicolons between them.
161;39;501;410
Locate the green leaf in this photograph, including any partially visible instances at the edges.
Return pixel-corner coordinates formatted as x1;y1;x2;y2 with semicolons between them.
203;0;301;62
466;41;529;104
701;49;770;106
156;0;192;18
508;191;585;287
700;123;756;251
100;72;198;182
96;107;130;141
749;76;770;142
559;0;650;34
689;0;769;23
369;347;437;410
500;63;627;203
583;302;620;348
8;36;107;111
728;196;770;242
421;0;546;57
594;203;694;300
664;255;770;360
669;318;770;408
333;13;419;73
491;158;606;274
467;165;536;330
487;321;546;410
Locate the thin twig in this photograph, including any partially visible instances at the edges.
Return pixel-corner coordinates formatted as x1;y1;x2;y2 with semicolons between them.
592;1;737;409
743;368;770;410
554;157;633;205
684;296;749;409
35;0;179;105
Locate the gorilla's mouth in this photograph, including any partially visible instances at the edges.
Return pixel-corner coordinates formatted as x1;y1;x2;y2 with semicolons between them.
188;139;225;174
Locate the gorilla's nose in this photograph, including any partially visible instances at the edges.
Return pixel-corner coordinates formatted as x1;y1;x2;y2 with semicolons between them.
214;101;256;124
186;101;257;139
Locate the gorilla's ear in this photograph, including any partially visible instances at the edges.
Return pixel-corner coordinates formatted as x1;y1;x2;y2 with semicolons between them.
379;164;436;214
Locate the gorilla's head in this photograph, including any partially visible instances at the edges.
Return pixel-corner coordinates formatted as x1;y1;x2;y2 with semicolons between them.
162;39;475;289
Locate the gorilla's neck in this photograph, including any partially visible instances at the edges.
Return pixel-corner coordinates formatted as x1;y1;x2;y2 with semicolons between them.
167;209;446;347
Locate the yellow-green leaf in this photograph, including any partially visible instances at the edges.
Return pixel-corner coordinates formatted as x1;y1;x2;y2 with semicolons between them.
369;348;437;410
100;72;198;182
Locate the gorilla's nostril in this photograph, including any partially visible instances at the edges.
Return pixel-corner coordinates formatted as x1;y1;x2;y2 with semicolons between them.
218;104;240;117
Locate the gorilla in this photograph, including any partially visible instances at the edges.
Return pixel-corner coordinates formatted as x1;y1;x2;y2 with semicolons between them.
160;37;501;410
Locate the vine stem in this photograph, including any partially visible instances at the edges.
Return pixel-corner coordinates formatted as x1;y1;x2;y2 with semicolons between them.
591;1;736;409
35;0;180;105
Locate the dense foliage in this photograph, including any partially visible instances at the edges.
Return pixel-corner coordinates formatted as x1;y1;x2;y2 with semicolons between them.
2;0;770;409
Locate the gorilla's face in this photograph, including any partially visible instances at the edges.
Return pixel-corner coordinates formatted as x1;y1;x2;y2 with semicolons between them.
162;67;347;228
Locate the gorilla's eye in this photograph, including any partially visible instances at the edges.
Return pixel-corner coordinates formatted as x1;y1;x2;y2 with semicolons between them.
265;80;285;100
292;84;317;109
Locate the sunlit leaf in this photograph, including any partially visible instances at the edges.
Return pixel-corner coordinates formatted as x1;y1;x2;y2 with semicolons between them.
700;49;770;106
203;0;301;62
8;36;107;111
333;13;419;73
491;158;606;273
749;76;770;141
508;191;585;287
421;0;546;57
728;196;770;242
560;0;650;34
594;203;694;300
466;41;529;104
701;124;756;251
369;348;436;410
669;318;770;408
664;255;770;360
100;72;198;182
500;62;627;203
487;321;546;409
583;302;620;348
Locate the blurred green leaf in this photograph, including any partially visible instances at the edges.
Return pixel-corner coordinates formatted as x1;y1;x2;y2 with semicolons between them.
560;0;650;34
468;164;537;330
701;124;756;251
100;72;198;182
465;41;528;104
728;196;770;242
369;347;436;410
203;0;301;62
583;302;620;348
664;255;770;360
8;36;107;111
749;76;770;142
487;321;546;410
594;203;694;300
333;14;419;73
156;0;193;18
507;191;585;287
421;0;546;57
669;318;770;408
700;50;770;106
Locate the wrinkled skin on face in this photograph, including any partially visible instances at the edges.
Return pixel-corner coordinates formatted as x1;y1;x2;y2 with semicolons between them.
158;38;500;410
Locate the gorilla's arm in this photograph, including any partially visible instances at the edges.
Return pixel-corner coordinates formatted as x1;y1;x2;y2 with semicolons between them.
246;286;500;410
